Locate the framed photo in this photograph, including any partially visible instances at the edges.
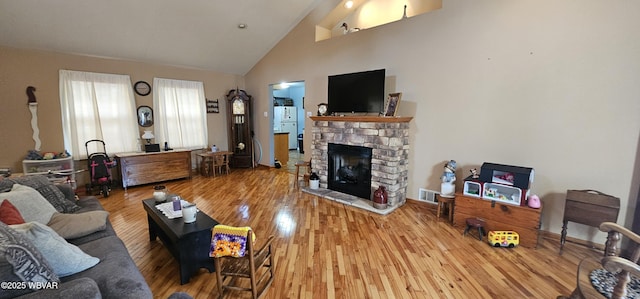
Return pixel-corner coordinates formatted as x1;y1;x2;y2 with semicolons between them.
207;99;219;113
137;105;153;127
384;92;402;116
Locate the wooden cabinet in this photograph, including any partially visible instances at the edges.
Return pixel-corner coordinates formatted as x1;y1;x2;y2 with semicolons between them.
453;193;542;248
560;189;619;253
274;132;289;166
116;149;191;188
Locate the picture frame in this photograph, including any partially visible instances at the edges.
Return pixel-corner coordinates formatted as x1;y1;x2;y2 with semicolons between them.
384;92;402;117
137;105;153;127
207;99;219;113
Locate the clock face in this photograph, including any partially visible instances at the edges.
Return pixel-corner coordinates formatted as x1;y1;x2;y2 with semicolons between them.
232;98;245;115
318;103;328;116
134;81;151;96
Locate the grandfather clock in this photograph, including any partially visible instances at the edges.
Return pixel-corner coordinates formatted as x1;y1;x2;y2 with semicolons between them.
226;89;254;168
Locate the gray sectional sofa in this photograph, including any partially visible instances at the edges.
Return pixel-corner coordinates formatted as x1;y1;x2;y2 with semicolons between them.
0;175;153;299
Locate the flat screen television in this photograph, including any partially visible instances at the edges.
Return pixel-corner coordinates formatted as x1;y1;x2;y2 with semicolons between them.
327;69;385;115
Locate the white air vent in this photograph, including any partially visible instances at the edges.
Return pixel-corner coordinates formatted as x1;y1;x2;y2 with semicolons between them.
417;188;438;204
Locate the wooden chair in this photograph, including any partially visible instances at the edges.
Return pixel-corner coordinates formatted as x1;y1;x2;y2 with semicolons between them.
212;152;231;177
211;227;275;299
197;149;214;177
294;160;311;189
558;222;640;299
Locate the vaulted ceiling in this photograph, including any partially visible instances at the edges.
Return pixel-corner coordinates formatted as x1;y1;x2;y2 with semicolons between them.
0;0;321;75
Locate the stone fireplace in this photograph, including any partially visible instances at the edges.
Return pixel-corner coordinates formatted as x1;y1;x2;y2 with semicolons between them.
307;116;412;214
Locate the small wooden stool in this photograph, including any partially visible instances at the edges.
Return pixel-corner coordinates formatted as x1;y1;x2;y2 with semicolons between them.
463;218;486;241
294;161;311;189
436;195;455;222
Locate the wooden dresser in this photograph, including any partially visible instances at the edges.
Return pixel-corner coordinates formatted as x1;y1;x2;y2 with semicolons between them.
116;149;191;189
453;193;543;248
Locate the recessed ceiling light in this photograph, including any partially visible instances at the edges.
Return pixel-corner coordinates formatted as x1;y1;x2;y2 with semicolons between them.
344;1;353;9
238;23;247;29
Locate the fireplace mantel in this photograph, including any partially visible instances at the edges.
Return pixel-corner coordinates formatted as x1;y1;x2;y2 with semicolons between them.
310;116;413;123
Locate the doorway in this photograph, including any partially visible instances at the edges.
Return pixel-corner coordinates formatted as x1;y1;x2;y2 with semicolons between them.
270;81;305;173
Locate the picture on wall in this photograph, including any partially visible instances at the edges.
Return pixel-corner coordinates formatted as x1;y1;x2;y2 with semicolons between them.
384;92;402;116
207;99;219;113
137;105;153;127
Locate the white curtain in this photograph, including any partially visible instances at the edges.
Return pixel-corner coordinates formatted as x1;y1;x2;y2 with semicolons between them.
152;78;208;149
59;70;139;159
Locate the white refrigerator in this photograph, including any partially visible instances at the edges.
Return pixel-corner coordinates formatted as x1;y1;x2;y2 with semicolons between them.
274;106;298;149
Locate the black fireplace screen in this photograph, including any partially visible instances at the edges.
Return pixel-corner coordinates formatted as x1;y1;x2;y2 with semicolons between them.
327;143;372;199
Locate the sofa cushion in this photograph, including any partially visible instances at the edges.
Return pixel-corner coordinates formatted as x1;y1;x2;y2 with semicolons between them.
0;199;25;225
0;222;60;299
2;175;80;213
10;221;100;277
14;277;101;299
3;184;57;224
64;235;153;298
47;210;109;239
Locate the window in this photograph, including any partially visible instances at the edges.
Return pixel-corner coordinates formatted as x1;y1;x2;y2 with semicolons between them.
59;70;139;159
152;78;208;149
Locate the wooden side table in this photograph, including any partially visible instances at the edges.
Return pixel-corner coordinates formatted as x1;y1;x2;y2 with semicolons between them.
560;189;619;254
294;161;311;189
437;194;455;222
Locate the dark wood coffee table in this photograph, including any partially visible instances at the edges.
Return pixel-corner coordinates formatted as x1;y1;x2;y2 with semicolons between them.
142;198;218;284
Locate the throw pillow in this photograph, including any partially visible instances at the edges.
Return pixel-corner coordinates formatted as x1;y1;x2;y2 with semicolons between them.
10;222;100;277
5;175;80;213
3;184;58;224
0;222;60;299
47;211;109;239
0;177;13;193
0;200;25;225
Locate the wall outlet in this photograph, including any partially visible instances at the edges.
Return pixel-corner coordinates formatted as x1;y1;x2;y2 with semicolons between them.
417;188;438;204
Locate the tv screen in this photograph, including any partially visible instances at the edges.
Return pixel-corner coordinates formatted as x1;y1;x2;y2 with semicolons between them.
328;69;385;115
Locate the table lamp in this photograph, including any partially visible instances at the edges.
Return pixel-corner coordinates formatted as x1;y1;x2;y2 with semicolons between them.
142;130;154;144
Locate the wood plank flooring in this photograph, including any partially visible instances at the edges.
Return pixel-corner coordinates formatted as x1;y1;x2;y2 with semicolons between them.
98;166;600;299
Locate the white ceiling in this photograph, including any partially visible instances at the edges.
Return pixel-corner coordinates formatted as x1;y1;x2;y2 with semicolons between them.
0;0;321;75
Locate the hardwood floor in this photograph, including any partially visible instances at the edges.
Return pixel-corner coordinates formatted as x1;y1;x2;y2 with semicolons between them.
98;166;599;298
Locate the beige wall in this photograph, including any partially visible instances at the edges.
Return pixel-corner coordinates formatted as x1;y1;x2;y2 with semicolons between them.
245;0;640;241
0;46;242;177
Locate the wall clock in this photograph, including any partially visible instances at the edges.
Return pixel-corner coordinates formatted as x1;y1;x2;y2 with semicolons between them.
134;81;151;96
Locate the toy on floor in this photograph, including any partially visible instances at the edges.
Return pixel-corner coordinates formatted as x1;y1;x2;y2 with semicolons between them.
488;231;519;248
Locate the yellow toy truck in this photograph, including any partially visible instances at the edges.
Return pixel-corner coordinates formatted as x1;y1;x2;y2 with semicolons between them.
488;231;519;248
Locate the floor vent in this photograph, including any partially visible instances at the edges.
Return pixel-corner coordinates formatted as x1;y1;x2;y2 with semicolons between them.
417;188;438;204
